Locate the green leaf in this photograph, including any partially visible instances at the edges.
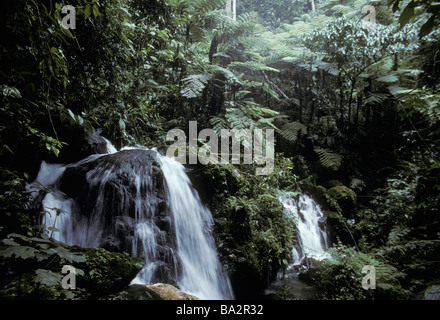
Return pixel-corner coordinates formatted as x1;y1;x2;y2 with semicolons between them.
2;144;14;155
376;74;399;83
1;238;19;246
419;15;435;38
388;86;413;96
92;4;101;17
34;269;63;287
0;246;38;260
85;4;92;18
399;1;415;27
49;246;87;263
29;237;52;244
315;148;342;170
67;109;75;120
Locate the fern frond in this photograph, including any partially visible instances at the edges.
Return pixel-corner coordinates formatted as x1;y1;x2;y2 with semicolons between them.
192;0;228;13
349;178;366;191
225;108;256;130
229;61;279;73
210;116;228;135
387;225;411;245
331;5;356;16
279;121;307;142
315;59;340;76
315;148;342;170
180;74;213;98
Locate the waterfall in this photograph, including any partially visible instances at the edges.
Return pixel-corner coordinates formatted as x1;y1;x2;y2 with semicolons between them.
30;145;234;300
282;195;329;267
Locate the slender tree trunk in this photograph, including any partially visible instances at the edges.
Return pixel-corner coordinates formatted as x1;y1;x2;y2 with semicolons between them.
226;0;236;20
298;77;303;122
364;78;372;127
338;74;344;124
355;95;362;129
309;100;315;124
348;78;356;125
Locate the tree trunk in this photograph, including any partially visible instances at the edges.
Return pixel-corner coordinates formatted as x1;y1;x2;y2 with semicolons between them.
309;100;315;124
338;74;344;124
355;95;362;129
348;78;356;124
226;0;236;20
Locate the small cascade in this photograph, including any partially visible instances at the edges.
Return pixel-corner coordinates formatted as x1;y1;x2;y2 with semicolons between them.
282;194;329;268
30;143;234;300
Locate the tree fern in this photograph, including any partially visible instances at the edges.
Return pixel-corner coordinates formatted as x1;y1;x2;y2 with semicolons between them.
224;108;257;130
387;225;411;245
210;116;228;135
279;121;307;142
180;74;212;98
192;0;228;14
229;61;279;73
330;4;357;16
315;147;342;170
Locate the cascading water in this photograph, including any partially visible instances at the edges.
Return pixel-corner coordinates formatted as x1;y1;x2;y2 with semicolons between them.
282;194;329;267
29;144;234;300
263;194;329;299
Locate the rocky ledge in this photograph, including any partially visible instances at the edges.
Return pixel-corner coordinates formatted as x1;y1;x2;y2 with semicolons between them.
112;283;199;300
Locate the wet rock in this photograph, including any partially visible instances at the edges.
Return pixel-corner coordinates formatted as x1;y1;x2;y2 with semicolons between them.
113;283;199;300
425;285;440;300
327;185;357;217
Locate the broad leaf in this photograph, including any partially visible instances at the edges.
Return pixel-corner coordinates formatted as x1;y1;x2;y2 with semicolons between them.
34;269;63;287
0;246;38;260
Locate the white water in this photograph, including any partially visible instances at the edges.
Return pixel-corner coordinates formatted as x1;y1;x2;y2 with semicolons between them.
282;195;329;267
159;156;234;299
31;144;234;300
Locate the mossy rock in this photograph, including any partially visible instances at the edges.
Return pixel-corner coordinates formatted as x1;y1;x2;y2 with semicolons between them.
327;186;357;218
326;210;346;243
327;180;343;188
302;183;327;208
72;247;144;298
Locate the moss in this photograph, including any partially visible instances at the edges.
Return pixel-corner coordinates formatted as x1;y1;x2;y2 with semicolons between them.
327;185;357;217
76;248;144;298
327;180;343;188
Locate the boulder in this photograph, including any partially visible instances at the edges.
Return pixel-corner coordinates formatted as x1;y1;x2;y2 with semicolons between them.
327;185;357;218
425;285;440;300
113;283;199;300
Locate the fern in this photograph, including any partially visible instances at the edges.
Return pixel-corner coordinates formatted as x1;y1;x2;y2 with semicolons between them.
180;74;213;98
314;59;340;76
192;0;228;14
331;4;356;16
210;116;228;135
229;61;279;73
315;147;342;170
279;121;307;142
387;225;411;245
349;178;365;191
225;108;257;131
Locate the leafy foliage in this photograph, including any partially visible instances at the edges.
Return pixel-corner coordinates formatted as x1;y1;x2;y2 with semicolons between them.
314;148;342;170
313;242;409;299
